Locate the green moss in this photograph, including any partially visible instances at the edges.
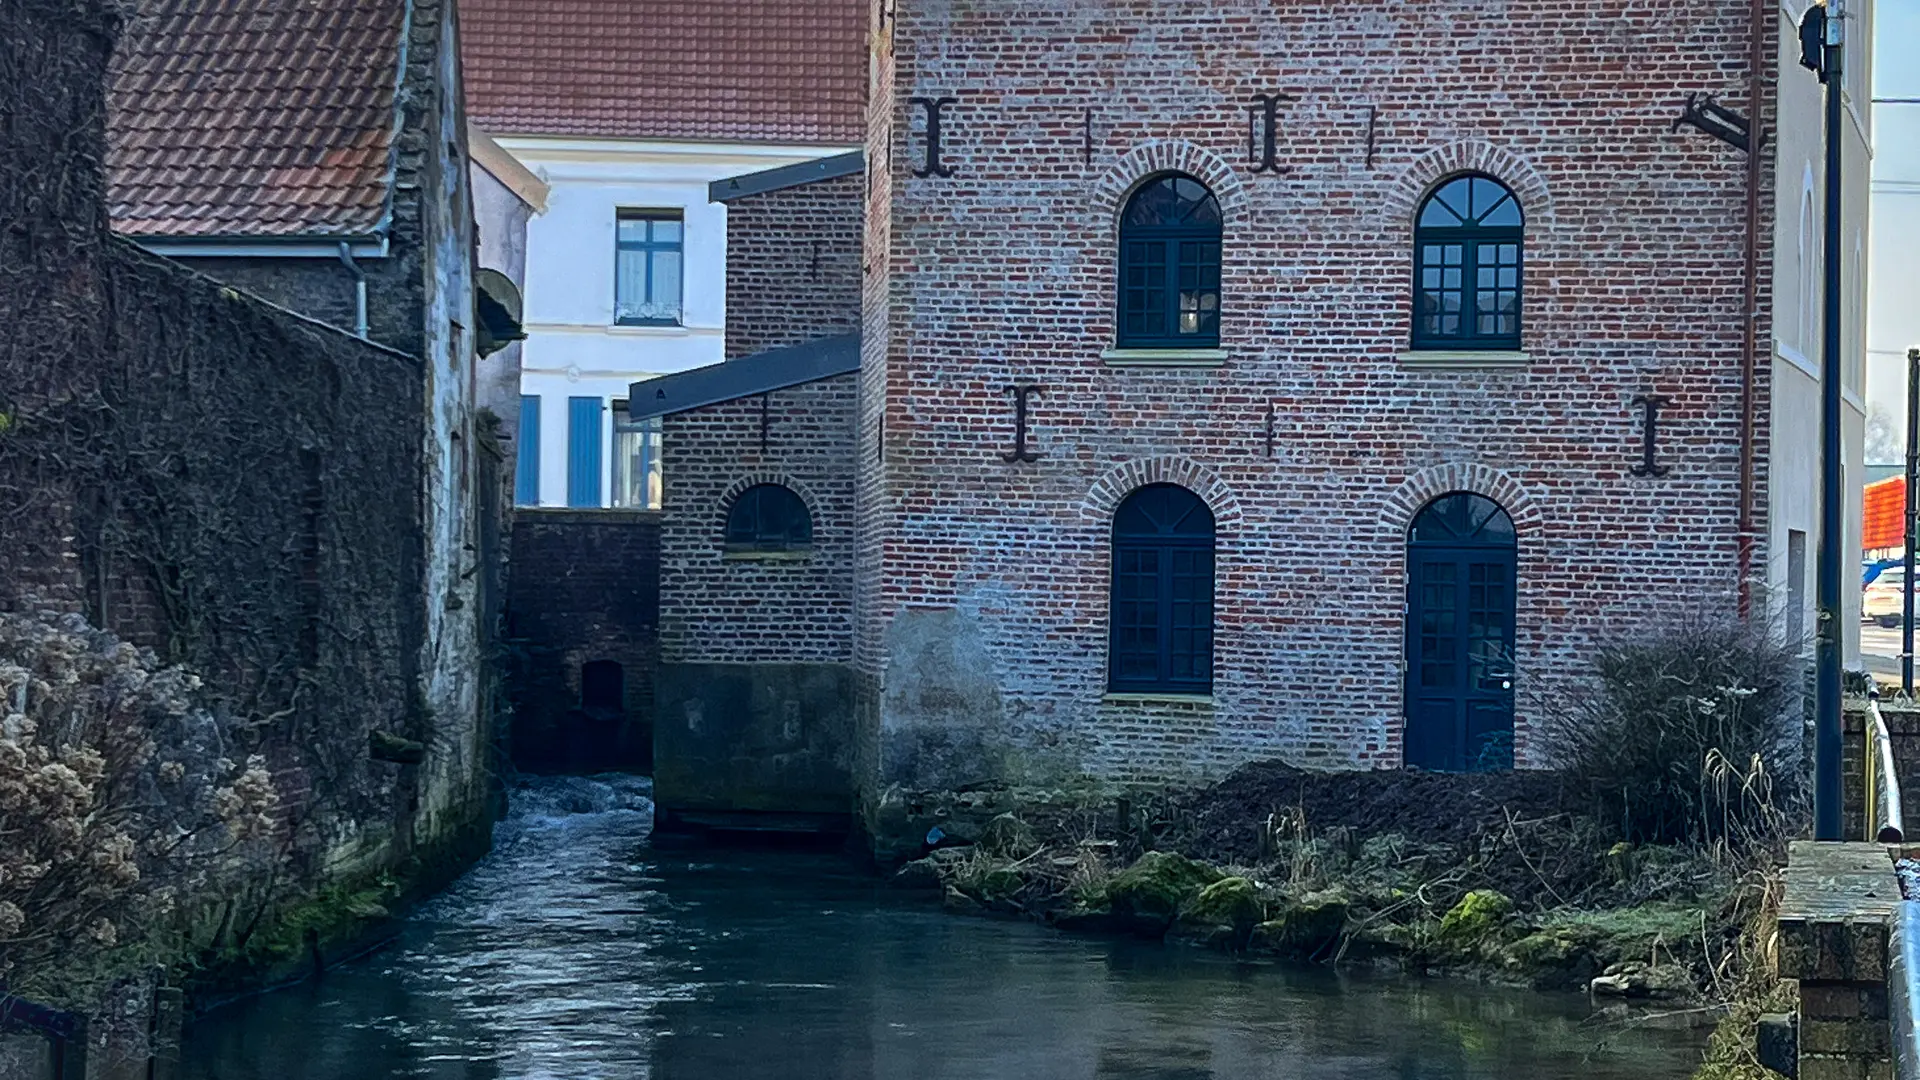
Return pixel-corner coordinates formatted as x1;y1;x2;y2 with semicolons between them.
1439;890;1514;946
1106;852;1223;929
1174;876;1264;947
210;879;397;978
1536;903;1706;953
1253;888;1350;959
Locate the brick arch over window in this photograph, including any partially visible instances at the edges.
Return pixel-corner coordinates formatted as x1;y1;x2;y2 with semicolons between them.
1094;141;1248;229
1385;141;1553;236
1082;456;1244;532
717;472;821;532
1382;463;1543;539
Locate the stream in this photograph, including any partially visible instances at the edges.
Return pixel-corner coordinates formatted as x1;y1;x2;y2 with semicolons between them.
181;774;1709;1079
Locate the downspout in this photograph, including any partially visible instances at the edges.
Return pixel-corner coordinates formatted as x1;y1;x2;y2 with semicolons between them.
338;241;370;339
1737;0;1767;618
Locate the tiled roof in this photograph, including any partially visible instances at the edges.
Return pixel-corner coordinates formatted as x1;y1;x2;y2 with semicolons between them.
106;0;405;239
461;0;867;145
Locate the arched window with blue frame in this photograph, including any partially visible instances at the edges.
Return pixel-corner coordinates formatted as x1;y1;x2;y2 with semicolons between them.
1413;174;1524;351
1117;174;1222;349
1109;484;1215;693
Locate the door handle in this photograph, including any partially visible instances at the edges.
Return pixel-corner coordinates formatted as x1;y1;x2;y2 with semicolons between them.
1481;670;1514;692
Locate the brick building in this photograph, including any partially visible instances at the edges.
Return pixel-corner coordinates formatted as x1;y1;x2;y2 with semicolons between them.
639;1;1871;842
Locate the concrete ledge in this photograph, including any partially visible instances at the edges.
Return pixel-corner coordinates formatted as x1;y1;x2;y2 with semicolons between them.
1100;347;1229;367
1101;692;1214;706
722;548;814;562
1779;840;1903;982
1396;349;1531;369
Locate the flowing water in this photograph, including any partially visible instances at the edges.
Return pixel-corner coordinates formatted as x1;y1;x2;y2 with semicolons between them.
182;775;1709;1080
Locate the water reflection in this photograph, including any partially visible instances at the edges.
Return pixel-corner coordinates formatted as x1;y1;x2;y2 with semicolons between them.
184;776;1704;1080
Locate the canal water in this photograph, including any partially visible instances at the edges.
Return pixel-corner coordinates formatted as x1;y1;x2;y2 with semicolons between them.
182;775;1709;1080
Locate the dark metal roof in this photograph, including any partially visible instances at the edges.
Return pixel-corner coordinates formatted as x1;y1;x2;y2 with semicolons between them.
709;151;864;203
626;334;859;420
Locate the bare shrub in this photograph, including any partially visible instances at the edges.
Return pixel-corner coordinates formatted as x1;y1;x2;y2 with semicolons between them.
1536;612;1804;845
0;609;281;1005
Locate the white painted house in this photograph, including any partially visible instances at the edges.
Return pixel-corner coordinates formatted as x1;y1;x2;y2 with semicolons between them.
460;0;867;509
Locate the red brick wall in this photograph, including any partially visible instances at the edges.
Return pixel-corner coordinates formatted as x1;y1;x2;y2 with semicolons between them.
506;509;660;770
659;375;858;664
722;174;864;360
853;0;1779;788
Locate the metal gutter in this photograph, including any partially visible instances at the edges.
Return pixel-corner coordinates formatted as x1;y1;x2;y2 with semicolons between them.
709;151;864;203
136;236;389;259
370;0;415;247
338;242;371;338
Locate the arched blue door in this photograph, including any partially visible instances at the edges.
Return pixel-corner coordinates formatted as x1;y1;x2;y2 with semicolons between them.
1405;493;1517;771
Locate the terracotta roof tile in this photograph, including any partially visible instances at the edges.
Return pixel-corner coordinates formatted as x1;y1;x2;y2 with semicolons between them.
461;0;866;145
106;0;404;239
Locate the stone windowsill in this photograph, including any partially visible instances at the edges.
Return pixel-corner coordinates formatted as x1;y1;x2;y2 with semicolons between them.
1101;692;1215;706
722;548;813;563
1396;349;1532;369
608;323;695;337
1100;348;1229;368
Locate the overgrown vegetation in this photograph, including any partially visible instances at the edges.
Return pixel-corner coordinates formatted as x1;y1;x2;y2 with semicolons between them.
903;613;1805;1069
1537;612;1805;844
0;611;282;1006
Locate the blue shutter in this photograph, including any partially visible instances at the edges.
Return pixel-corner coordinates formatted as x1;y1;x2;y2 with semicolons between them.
567;396;602;507
515;395;541;505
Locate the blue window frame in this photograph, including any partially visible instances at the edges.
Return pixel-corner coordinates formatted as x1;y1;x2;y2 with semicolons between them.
615;210;684;326
515;395;540;505
1109;484;1215;694
1412;175;1524;351
566;396;602;508
1117;174;1222;349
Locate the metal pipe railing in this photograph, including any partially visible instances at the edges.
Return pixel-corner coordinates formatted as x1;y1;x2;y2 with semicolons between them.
1868;693;1906;845
1891;902;1920;1080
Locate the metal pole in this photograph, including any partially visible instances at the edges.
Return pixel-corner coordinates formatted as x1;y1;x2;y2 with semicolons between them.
1905;347;1918;696
1814;4;1847;840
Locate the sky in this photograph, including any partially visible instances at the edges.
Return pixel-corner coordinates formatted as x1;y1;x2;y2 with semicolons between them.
1865;0;1920;460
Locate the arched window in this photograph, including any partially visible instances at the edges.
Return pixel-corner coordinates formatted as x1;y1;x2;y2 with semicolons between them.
724;484;812;551
1117;174;1222;349
1413;175;1524;351
1109;484;1215;693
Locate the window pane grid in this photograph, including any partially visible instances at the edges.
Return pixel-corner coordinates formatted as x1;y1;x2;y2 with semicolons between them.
1411;176;1522;351
1118;174;1222;349
1110;485;1214;693
616;210;684;326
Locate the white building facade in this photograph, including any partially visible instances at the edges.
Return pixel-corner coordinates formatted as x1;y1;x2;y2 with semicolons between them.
501;137;854;510
458;0;869;513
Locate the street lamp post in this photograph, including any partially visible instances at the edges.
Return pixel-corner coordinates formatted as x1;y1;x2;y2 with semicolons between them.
1905;348;1917;698
1800;0;1846;840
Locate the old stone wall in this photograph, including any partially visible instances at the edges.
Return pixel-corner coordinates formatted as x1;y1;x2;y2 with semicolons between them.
506;510;660;771
722;173;865;360
0;0;494;997
855;0;1780;794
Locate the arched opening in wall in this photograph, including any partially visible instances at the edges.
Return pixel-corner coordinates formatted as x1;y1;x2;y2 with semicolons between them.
580;659;625;718
1403;492;1517;772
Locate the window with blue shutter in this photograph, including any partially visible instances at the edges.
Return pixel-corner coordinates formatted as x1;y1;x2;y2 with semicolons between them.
567;396;603;508
515;395;541;505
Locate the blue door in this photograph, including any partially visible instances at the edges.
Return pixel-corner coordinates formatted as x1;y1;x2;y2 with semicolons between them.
1405;493;1517;771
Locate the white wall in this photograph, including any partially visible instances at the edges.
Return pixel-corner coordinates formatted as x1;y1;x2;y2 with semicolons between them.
1769;0;1873;665
499;136;856;508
